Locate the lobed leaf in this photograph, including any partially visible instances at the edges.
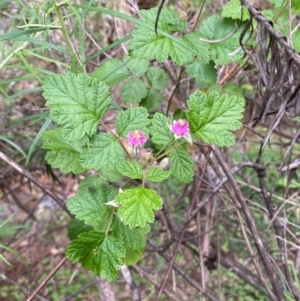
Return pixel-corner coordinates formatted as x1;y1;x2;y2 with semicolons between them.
117;161;143;179
146;167;171;182
43;72;111;141
121;78;148;104
42;128;86;174
67;183;116;226
145;67;169;90
115;107;150;137
80;133;124;171
116;188;163;228
187;91;245;147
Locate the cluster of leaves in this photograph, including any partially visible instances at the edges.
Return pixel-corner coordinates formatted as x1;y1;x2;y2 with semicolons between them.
41;5;246;281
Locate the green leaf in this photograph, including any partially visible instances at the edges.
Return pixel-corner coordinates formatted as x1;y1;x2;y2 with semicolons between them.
112;218;146;251
123;248;144;266
125;56;149;77
129;9;209;65
199;16;244;64
208;83;244;97
68;219;93;240
94;235;126;281
222;0;250;20
99;168;122;182
121;78;148;104
42;128;86;174
66;231;104;262
140;89;164;112
66;232;125;281
43;72;111;141
169;146;194;183
145;67;169;90
80;133;124;171
77;176;106;192
139;8;188;33
187;91;245;147
115;107;150;137
117;161;143;179
185;60;217;86
67;183;116;226
150;113;174;146
92;58;130;87
146;167;171;182
116;188;163;228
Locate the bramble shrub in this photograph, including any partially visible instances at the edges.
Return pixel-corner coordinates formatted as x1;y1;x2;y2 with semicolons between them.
40;3;246;281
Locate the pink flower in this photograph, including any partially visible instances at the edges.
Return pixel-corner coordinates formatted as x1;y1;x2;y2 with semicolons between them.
169;119;192;144
127;130;147;147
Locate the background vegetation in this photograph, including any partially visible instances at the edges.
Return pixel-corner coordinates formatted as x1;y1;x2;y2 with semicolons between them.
1;0;300;300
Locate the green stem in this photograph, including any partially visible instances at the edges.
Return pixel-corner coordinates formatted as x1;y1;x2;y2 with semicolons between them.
155;139;186;161
54;2;83;71
153;138;175;160
105;208;116;236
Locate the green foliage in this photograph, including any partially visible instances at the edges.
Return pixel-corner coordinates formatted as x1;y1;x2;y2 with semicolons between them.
80;134;124;171
150;113;174;146
169;145;195;183
43;72;111;141
117;160;143;179
121;78;148;104
67;183;116;226
199;16;244;64
146;167;172;182
222;0;250;20
129;8;210;65
116;188;163;228
115;107;150;137
187;91;245;147
185;61;217;86
42;128;86;174
92;58;130;86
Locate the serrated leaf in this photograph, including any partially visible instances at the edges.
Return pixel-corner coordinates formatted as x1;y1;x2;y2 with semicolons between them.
199;16;244;64
169;146;194;183
185;61;217;86
112;218;146;251
67;184;116;226
117;160;143;179
43;72;111;141
121;78;148;104
116;188;163;228
139;8;188;33
92;58;130;86
129;9;209;65
68;219;93;240
222;0;250;20
150;113;174;146
145;67;169;90
115;107;150;137
125;56;149;77
80;133;124;171
42;128;86;174
146;167;171;182
66;231;104;262
140;89;164;112
66;232;125;281
187;91;245;147
94;235;126;281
